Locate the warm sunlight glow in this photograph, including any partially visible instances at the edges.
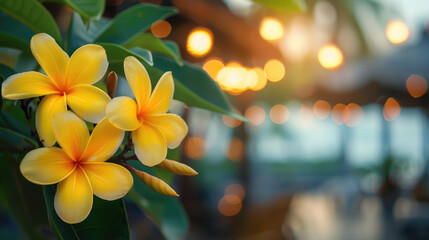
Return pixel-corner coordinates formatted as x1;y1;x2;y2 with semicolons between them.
386;20;409;45
270;104;289;124
203;58;224;79
318;44;344;69
313;100;331;119
249;67;267;91
216;66;247;94
151;20;172;38
264;59;285;82
184;137;205;160
218;194;242;216
383;98;401;121
260;17;284;41
245;106;265;126
187;27;213;57
406;74;427;98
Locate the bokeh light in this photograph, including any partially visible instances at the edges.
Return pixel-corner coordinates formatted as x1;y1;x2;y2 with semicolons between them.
216;66;248;94
218;194;242;216
318;44;344;69
264;59;285;82
259;17;284;41
224;184;246;200
186;27;213;57
222;110;243;128
406;74;427;98
345;103;364;127
383;97;401;121
184;136;205;160
331;103;351;125
386;20;409;45
270;104;289;124
203;58;224;79
225;137;245;162
150;20;172;38
313;100;331;119
249;67;267;91
245;106;266;126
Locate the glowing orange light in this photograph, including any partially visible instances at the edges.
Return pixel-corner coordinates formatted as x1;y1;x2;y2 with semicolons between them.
270;104;289;124
218;194;242;216
345;103;364;127
150;20;172;38
313;100;331;119
222;110;243;128
186;27;213;57
264;59;285;82
203;58;224;79
184;137;205;160
260;17;284;41
225;184;246;200
318;44;344;69
225;137;245;162
245;106;265;126
249;67;267;91
331;103;351;125
406;74;427;98
386;20;409;45
216;66;247;94
383;98;401;121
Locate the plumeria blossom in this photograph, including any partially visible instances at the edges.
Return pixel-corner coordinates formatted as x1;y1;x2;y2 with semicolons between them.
106;56;188;166
1;33;110;146
20;111;133;224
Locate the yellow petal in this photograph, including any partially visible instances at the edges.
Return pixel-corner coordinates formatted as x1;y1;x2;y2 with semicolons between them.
1;72;59;100
145;72;174;114
82;162;133;200
66;85;110;123
124;56;151;109
35;94;67;147
81;118;125;162
20;147;76;185
106;96;141;131
146;114;188;148
52;111;89;160
132;169;178;196
132;123;167;167
156;159;198;176
54;167;93;224
66;44;108;86
30;33;68;88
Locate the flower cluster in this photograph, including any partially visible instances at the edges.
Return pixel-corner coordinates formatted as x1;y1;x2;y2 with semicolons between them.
1;33;194;224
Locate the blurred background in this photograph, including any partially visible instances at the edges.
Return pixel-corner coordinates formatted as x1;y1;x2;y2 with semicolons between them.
2;0;429;239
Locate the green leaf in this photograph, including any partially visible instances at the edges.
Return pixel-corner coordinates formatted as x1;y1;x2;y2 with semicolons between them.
49;0;104;21
0;62;16;79
253;0;306;12
129;47;153;66
95;3;177;44
124;33;183;66
127;163;188;240
67;12;110;53
0;127;38;153
0;111;31;137
0;0;62;44
0;153;50;240
43;185;130;240
99;43;153;68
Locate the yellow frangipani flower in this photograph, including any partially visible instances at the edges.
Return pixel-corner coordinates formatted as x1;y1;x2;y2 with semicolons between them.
1;33;110;146
20;111;133;224
106;56;188;167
